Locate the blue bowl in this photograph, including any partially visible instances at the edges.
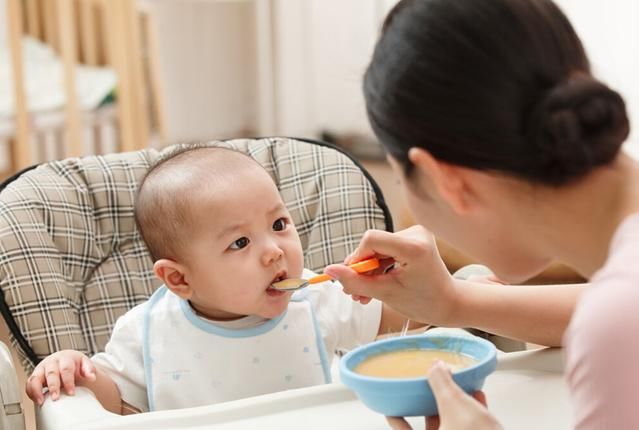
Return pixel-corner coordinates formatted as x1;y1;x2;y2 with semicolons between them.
340;334;497;417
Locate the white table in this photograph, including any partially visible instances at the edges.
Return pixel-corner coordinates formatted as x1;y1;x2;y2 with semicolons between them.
37;347;572;430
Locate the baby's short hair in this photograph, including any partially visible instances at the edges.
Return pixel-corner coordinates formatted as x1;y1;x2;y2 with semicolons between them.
135;144;262;261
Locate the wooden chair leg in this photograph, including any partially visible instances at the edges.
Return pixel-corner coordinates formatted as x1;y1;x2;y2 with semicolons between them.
78;0;100;66
57;0;83;158
102;0;138;152
24;0;42;39
7;0;32;170
42;0;59;52
122;0;150;150
141;9;168;146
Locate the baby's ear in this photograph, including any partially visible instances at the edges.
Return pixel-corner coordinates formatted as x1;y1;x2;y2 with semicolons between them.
153;259;192;299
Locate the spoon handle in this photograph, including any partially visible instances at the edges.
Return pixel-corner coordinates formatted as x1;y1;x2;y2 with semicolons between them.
309;257;380;284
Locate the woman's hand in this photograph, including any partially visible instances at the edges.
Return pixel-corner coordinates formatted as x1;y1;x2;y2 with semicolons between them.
387;362;501;430
324;225;458;325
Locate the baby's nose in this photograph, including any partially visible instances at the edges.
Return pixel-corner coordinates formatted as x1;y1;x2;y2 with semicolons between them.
262;244;284;265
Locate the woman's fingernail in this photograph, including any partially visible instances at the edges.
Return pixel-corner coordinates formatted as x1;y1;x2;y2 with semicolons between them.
430;360;445;371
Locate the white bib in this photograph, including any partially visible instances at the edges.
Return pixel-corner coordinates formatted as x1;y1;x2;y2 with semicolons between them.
142;287;331;411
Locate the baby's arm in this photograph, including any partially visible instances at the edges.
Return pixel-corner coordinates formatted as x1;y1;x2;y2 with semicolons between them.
25;350;122;414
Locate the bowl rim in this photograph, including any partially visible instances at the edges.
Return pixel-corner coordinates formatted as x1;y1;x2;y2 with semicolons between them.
339;333;497;386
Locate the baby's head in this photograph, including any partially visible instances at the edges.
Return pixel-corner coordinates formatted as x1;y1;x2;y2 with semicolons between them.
135;145;304;320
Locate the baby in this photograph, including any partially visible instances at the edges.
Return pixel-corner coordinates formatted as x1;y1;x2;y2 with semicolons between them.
26;145;412;414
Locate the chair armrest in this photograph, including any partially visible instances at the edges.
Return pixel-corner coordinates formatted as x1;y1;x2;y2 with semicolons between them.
37;386;118;430
496;346;564;373
0;341;25;430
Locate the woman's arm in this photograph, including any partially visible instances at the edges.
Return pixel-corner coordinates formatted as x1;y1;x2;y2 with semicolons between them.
449;280;582;346
326;226;583;347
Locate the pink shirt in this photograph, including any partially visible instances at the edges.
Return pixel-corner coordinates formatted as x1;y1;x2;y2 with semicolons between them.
565;212;639;429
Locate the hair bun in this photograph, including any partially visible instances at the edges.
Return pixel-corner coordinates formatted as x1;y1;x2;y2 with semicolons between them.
526;77;629;185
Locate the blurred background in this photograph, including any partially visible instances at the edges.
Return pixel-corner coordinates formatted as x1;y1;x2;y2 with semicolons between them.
1;0;638;279
1;3;638;426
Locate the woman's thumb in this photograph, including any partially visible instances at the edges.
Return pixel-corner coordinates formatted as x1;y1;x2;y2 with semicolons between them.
429;361;464;408
324;264;371;295
324;264;362;285
324;264;360;288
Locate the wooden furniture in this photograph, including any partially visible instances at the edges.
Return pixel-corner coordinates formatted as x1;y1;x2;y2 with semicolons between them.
3;0;166;176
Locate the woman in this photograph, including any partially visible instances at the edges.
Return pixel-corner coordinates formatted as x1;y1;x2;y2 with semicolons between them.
324;0;639;428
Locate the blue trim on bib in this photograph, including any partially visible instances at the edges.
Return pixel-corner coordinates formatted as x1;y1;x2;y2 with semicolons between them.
142;286;169;412
144;285;330;409
179;299;287;338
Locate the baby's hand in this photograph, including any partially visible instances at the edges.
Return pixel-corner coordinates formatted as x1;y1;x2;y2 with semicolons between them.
25;350;96;406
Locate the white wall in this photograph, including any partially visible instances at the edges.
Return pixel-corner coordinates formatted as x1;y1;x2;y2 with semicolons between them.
148;0;396;142
272;0;396;138
272;0;639;156
556;0;639;157
150;0;260;143
0;0;6;46
141;0;639;158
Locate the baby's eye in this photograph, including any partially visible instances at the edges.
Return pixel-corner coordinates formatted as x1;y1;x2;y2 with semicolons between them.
229;237;250;250
273;217;288;232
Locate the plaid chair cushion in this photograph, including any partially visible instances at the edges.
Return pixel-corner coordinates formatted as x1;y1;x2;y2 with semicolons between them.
0;137;391;372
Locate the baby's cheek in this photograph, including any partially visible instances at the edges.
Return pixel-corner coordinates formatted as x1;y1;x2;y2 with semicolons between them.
227;289;256;306
292;243;305;274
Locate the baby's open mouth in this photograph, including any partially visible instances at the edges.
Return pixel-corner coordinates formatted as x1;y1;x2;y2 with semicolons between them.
267;271;291;296
268;271;288;290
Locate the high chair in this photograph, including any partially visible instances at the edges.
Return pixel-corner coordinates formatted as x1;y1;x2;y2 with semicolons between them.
3;0;166;177
0;137;392;428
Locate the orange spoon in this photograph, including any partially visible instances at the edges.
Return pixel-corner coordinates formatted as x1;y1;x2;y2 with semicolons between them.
270;258;380;291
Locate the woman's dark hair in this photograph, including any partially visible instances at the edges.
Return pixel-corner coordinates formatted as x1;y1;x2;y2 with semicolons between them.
364;0;629;185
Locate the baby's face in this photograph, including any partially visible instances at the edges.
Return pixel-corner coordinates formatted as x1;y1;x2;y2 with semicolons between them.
183;166;304;320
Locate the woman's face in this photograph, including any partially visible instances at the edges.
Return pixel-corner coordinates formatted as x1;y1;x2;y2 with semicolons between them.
388;154;552;284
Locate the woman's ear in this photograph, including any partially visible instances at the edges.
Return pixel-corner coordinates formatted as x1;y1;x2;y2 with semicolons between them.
153;259;192;299
408;148;477;214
